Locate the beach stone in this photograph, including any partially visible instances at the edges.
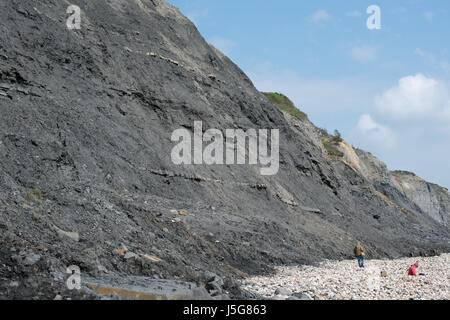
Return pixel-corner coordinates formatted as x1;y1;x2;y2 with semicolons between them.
275;287;292;296
240;254;450;300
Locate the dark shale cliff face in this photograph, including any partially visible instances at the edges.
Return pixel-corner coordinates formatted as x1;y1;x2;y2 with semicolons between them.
0;0;449;299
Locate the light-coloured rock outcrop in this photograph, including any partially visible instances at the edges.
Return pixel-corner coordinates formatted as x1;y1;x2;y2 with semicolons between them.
391;171;450;226
333;145;450;227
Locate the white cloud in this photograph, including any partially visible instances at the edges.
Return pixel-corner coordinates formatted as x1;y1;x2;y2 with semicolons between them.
424;11;435;20
443;108;450;122
209;36;236;55
356;114;397;150
347;10;362;17
351;45;377;62
414;48;424;56
439;61;450;73
375;74;450;120
414;48;450;73
310;10;331;23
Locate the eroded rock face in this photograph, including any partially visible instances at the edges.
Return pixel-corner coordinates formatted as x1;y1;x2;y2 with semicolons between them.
391;172;449;226
0;0;449;299
345;149;450;226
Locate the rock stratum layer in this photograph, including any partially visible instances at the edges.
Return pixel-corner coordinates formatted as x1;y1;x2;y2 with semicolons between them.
0;0;449;299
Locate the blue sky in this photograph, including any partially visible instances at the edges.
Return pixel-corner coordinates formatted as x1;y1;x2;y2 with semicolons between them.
168;0;450;189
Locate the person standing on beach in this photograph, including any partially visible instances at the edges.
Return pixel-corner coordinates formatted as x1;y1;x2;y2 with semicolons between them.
354;243;365;268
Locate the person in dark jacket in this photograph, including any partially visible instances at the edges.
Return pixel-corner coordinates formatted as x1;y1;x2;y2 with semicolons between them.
354;243;365;268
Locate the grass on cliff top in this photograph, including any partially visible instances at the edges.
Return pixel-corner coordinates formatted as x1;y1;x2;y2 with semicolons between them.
262;92;344;157
318;128;344;157
429;183;449;192
392;171;448;192
262;92;308;121
391;170;416;176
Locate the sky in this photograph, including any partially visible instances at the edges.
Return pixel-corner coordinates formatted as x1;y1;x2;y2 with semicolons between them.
167;0;450;189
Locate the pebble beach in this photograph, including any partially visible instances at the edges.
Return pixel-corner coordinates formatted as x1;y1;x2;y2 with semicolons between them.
241;254;450;300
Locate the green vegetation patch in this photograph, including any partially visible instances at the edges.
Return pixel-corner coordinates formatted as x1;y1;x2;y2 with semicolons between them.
262;92;308;121
323;142;344;157
318;128;344;157
25;188;42;203
262;91;344;158
391;170;416;176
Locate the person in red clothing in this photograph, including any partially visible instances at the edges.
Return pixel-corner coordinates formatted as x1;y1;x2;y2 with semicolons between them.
408;262;419;276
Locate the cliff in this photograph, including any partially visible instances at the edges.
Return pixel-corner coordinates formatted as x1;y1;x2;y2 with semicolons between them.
332;142;449;227
391;171;449;226
0;0;448;299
